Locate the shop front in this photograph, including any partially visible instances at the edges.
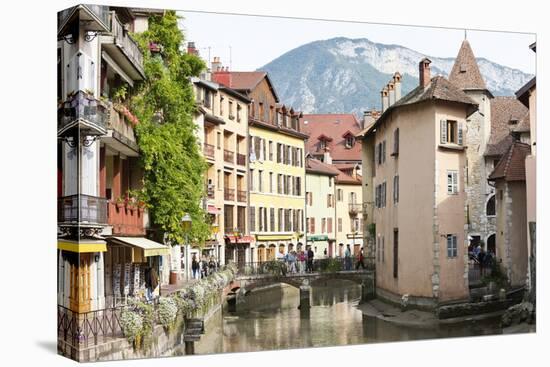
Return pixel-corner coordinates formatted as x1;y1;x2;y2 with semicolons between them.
224;234;254;268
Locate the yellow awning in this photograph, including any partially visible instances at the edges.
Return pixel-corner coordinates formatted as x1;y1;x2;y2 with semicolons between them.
58;240;107;253
256;234;295;241
109;236;170;257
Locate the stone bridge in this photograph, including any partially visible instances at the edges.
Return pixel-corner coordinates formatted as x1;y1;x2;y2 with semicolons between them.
227;270;376;314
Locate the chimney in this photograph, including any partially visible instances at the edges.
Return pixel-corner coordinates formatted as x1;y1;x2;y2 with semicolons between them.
187;41;198;55
419;58;432;88
393;72;402;101
388;82;395;107
362;110;371;129
381;87;389;112
323;150;332;164
211;56;222;72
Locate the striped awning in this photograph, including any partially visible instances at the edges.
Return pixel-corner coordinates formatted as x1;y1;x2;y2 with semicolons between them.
109;236;170;257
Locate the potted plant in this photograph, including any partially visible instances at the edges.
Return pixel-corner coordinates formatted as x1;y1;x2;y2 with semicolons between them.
115;196;125;210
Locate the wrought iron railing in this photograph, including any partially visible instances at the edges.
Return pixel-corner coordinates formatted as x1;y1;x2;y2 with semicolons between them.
57;305;123;348
236;153;246;166
348;203;362;215
236;257;374;276
203;143;215;159
58;194;108;224
109;12;144;73
224;188;235;201
58;91;108;134
224;149;235;163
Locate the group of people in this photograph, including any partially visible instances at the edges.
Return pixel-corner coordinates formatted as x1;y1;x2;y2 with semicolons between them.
191;254;219;279
344;244;366;270
469;244;495;270
276;246;315;274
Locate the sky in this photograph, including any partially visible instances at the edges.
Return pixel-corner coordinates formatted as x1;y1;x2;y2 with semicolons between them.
178;10;535;75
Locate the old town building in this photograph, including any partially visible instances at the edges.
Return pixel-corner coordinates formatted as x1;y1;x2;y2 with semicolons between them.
57;5;170;313
191;75;251;269
213;68;308;261
358;58;479;307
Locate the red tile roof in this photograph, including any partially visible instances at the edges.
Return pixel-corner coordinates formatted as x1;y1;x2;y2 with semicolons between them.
485;96;529;157
489;141;531;182
212;71;279;101
306;157;341;176
300;114;362;162
335;170;362;185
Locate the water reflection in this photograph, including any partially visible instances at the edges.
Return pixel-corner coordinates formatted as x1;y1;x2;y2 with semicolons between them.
194;280;502;355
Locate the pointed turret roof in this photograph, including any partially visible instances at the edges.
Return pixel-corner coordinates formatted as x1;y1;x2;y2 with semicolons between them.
449;40;487;91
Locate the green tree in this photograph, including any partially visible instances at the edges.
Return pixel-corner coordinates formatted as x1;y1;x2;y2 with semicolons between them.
130;11;209;245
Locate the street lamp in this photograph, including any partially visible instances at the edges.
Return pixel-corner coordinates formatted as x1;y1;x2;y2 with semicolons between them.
181;214;192;281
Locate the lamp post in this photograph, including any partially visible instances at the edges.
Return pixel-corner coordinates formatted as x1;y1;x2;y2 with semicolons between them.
181;214;192;282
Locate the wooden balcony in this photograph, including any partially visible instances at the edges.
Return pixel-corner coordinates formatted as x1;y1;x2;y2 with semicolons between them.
224;188;235;201
203;143;215;159
107;201;146;236
224;149;235;164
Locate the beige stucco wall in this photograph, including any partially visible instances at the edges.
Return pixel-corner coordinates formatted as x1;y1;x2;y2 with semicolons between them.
361;134;375;259
306;172;336;257
371;101;469;304
335;183;363;253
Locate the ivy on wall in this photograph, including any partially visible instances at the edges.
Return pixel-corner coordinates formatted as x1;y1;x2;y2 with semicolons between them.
130;11;209;245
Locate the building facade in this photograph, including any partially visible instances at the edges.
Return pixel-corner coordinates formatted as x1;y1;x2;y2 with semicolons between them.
212;69;308;261
305;157;340;258
191;76;251;269
358;59;478;307
57;5;170;313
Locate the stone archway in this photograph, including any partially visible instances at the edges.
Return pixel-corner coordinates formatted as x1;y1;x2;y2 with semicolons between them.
487;233;496;256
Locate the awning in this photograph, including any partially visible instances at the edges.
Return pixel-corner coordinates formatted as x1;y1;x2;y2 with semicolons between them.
225;235;254;244
58;240;107;253
256;234;294;241
307;235;329;242
207;205;219;215
109;236;170;257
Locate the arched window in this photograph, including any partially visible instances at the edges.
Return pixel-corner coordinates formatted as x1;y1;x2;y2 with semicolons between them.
486;194;496;216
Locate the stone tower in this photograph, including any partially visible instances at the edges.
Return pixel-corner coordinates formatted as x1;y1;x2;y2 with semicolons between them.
449;39;495;250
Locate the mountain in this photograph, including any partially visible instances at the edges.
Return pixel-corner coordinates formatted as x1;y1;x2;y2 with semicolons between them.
259;37;533;115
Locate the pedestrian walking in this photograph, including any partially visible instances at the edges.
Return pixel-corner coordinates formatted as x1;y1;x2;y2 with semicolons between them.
344;244;352;270
298;250;306;273
307;246;314;272
191;255;200;280
355;247;366;270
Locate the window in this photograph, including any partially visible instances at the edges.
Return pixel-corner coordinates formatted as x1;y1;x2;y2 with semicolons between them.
322;218;326;233
486;194;496;216
327;194;333;208
220;96;224;116
296;177;301;196
393;175;399;204
217;132;222;149
270;208;275;231
393;128;399;156
393;229;398;278
269;173;273;193
277;174;283;194
337;189;343;201
329;177;332;187
276;143;282;163
447;171;458;195
278;209;283;231
447;234;458;258
249;169;254;191
440;119;463;145
327;218;333;233
349;192;357;204
269;141;273;161
258;170;263;192
382;182;386;207
319;139;326;151
345;136;355;148
228;100;234;119
249;207;256;232
306;192;312;206
338;218;342;232
237;104;242;122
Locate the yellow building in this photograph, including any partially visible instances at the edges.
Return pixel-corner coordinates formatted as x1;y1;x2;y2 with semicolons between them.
213;69;308;261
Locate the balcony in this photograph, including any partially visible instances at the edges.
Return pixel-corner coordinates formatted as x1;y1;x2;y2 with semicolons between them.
58;4;110;37
224;188;235;201
58;91;108;137
349;203;362;215
203;143;215;159
107;201;146;236
101;11;145;80
224;149;235;164
237;190;247;203
236;153;246;166
102;103;139;156
58;194;108;225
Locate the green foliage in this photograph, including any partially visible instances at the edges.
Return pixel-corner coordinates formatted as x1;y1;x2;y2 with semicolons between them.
368;223;376;238
481;259;509;289
318;258;343;273
262;260;287;276
130;11;208;245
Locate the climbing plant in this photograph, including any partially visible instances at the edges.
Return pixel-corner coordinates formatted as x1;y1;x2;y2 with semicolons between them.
130;11;209;245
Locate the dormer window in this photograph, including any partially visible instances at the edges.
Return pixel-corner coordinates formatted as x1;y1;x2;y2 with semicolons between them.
320;140;326;150
509;118;519;126
342;131;355;148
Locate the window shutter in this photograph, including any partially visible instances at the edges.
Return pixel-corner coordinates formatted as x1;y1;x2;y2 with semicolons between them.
382;140;386;163
458;122;464;145
440;119;447;144
394;128;399;154
396;176;399;203
374;144;379;166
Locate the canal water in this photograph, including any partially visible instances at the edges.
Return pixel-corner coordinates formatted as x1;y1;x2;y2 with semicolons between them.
193;280;503;355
